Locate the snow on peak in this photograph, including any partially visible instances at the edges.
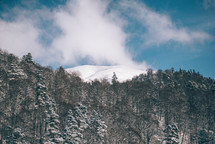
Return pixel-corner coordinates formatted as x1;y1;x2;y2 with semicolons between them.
66;65;147;83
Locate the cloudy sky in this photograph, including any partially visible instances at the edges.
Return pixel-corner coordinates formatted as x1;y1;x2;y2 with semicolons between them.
0;0;215;78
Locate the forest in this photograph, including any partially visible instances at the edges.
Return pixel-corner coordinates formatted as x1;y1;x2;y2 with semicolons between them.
0;49;215;144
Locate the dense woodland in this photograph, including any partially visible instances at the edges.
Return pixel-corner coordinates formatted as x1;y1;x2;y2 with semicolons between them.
0;49;215;144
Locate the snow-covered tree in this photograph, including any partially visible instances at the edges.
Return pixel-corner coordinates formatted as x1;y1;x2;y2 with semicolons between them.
35;71;48;107
64;109;83;144
73;103;89;131
35;71;64;143
163;124;179;144
7;128;27;144
90;110;107;143
7;63;26;81
22;53;32;63
34;71;49;142
44;97;64;144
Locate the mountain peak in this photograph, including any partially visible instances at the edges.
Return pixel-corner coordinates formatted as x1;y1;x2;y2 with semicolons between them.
66;65;147;82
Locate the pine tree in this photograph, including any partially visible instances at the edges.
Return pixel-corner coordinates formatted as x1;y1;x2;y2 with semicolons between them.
163;124;179;144
34;71;49;143
7;63;26;81
22;53;32;63
64;109;83;144
44;97;64;144
90;110;107;143
112;72;118;84
73;103;89;131
35;71;64;144
35;71;48;107
6;128;27;144
198;130;210;144
7;63;27;127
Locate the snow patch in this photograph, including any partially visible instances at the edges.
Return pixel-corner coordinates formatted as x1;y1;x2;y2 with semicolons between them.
66;65;147;83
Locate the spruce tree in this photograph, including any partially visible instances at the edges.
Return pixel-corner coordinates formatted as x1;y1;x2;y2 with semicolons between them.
198;130;210;144
35;71;64;143
35;71;48;107
163;124;179;144
112;72;118;84
73;103;89;131
7;63;26;81
34;71;49;143
22;53;32;63
6;128;27;144
44;97;64;144
90;110;107;143
64;109;83;144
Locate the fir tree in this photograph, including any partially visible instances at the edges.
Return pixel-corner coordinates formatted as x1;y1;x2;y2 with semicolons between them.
90;110;107;143
6;128;27;144
73;103;89;131
64;109;83;144
35;71;64;143
35;71;48;107
163;124;179;144
34;71;49;143
198;130;210;144
44;97;64;144
112;72;118;84
7;63;26;81
22;53;32;63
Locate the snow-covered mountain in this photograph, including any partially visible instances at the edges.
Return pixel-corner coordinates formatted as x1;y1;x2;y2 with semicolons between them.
66;65;147;83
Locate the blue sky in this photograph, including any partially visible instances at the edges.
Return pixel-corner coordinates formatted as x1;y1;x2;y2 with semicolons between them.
0;0;215;78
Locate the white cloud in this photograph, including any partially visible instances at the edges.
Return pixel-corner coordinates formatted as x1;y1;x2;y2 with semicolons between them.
0;0;211;69
51;0;134;66
0;19;45;58
0;0;147;69
119;1;211;45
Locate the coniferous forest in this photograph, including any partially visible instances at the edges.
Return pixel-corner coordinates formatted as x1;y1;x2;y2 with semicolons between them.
0;49;215;144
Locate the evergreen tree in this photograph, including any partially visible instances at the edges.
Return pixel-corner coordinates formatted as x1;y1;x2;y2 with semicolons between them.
90;110;107;143
6;128;27;144
64;109;83;144
22;53;32;63
7;63;26;81
198;130;210;144
34;71;49;143
35;71;64;143
211;84;215;92
35;71;48;107
163;124;179;144
73;103;89;131
112;72;118;84
44;97;64;144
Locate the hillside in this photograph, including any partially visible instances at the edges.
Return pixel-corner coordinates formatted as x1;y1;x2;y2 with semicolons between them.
0;49;215;144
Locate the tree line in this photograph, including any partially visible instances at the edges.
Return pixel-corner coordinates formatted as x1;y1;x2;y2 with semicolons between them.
0;49;215;143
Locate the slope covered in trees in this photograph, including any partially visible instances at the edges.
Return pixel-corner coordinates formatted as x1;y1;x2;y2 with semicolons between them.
0;49;215;144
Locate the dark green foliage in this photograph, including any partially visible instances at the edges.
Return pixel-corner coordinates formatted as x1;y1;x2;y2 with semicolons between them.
198;130;210;144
